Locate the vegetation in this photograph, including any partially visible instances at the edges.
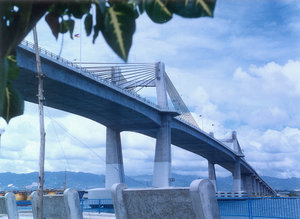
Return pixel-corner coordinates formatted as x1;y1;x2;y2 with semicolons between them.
0;0;216;122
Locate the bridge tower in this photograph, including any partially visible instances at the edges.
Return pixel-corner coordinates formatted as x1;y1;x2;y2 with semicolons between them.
152;62;172;187
232;131;244;193
208;132;217;192
105;67;125;189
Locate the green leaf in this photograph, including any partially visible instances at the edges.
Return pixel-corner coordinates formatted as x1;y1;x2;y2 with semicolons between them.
65;19;75;39
138;0;146;14
101;3;136;61
0;81;24;123
84;13;93;36
93;3;105;43
59;20;69;34
145;0;172;24
7;55;19;81
0;58;8;117
45;12;60;39
49;3;68;15
169;0;216;18
68;2;91;19
0;57;23;123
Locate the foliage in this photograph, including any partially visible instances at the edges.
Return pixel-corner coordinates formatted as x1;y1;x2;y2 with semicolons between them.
0;0;216;123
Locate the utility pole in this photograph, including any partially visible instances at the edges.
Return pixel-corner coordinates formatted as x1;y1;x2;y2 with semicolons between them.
33;26;46;219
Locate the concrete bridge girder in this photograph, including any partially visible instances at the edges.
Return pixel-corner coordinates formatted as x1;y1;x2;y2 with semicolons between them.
16;45;162;131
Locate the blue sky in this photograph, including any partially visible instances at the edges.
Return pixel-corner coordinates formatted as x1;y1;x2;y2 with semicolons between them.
1;0;300;183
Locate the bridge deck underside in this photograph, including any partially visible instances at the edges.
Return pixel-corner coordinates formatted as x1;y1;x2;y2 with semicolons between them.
15;68;160;132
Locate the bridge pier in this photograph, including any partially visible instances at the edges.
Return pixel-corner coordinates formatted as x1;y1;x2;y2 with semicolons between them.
252;176;257;196
262;186;266;196
153;115;171;187
208;161;217;192
153;62;171;187
104;65;126;189
207;133;217;191
256;180;261;196
242;174;253;195
105;128;124;189
232;158;242;193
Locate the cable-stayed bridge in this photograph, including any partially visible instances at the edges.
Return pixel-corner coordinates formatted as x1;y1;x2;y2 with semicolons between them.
15;40;276;196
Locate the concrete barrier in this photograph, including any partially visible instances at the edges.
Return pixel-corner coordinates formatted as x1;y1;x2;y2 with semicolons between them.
0;192;19;219
31;188;83;219
111;179;220;219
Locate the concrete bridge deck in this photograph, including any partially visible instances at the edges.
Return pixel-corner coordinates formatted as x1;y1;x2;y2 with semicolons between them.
15;41;276;195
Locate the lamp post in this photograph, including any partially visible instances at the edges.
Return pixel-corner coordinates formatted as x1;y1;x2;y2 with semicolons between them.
199;115;204;130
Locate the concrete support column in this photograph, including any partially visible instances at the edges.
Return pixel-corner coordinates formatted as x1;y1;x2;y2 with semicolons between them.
256;180;260;196
241;175;246;192
155;62;168;109
242;174;253;195
153;115;171;187
251;176;256;195
153;62;171;187
247;176;254;196
105;127;124;189
233;158;241;193
208;161;217;192
259;183;263;196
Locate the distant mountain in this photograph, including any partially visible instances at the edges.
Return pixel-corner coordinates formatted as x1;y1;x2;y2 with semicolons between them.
263;176;300;191
0;171;299;191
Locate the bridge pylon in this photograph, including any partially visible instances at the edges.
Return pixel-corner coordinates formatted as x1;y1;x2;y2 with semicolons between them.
208;161;217;192
105;66;125;189
208;132;217;192
153;62;172;187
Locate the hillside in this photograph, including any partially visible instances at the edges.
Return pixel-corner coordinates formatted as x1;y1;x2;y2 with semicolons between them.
0;171;298;191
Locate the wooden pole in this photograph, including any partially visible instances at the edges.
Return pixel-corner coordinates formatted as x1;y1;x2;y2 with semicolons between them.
33;26;46;219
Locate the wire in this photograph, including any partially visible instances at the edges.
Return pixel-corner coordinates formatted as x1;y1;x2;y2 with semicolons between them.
43;105;148;187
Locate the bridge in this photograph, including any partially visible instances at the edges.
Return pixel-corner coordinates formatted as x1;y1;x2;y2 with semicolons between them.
15;40;276;196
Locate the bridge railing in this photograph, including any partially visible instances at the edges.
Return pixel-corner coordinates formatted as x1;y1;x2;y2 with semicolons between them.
20;40;159;110
175;116;236;154
218;197;300;219
80;197;300;218
80;199;113;213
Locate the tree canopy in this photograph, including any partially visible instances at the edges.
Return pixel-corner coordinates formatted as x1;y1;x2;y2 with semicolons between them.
0;0;216;123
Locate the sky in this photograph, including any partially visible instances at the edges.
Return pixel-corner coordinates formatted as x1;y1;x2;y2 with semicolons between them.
1;0;300;182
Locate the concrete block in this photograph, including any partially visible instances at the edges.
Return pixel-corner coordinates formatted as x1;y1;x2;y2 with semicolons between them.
0;196;5;214
111;179;220;219
111;183;128;219
190;179;220;219
0;192;19;219
31;191;67;219
31;188;82;219
64;188;83;219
